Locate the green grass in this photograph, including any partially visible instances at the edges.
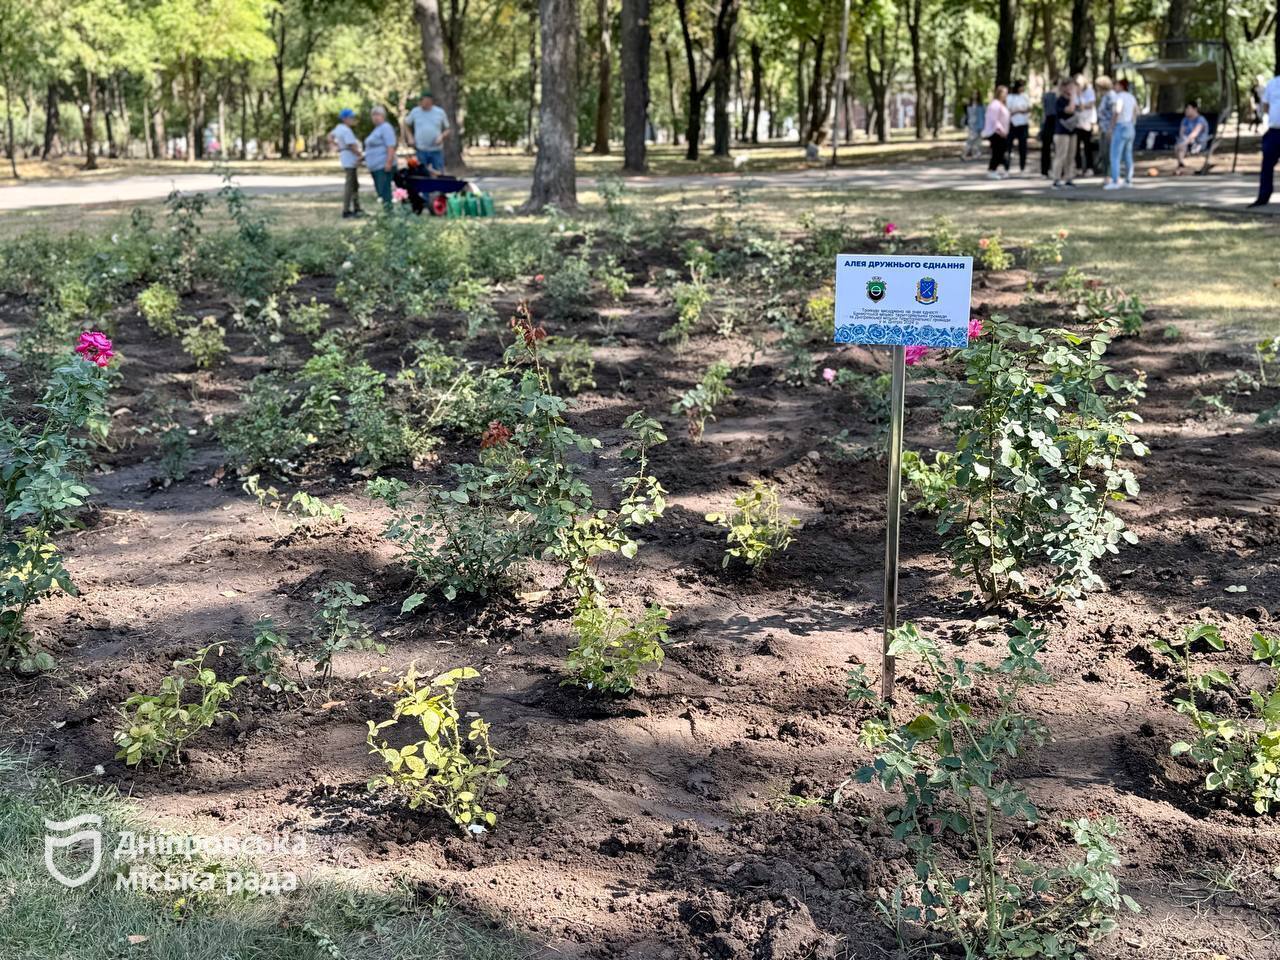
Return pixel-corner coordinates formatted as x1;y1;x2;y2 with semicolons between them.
0;752;528;960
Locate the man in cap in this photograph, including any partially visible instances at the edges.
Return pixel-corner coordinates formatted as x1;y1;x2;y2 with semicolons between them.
405;91;450;173
327;108;363;218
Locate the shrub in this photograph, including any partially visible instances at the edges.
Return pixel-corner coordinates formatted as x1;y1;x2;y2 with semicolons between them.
385;312;666;604
114;643;245;767
660;258;712;347
976;233;1013;271
672;361;733;440
901;450;956;515
136;283;182;336
155;424;193;483
396;336;516;438
564;597;670;694
182;317;229;369
310;581;383;686
543;336;597;394
1152;623;1280;814
240;617;298;696
706;480;800;571
848;622;1138;957
220;335;431;475
542;254;594;320
918;317;1147;605
366;665;509;833
1;337;113;672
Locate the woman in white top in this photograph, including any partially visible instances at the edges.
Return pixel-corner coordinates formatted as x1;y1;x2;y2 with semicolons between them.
982;85;1011;179
1005;80;1031;174
1105;78;1139;188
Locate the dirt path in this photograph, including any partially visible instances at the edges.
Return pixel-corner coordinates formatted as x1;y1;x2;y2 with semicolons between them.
1;160;1275;216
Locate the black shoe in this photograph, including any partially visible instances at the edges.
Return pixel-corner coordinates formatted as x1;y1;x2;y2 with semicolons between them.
1247;200;1268;208
341;211;353;219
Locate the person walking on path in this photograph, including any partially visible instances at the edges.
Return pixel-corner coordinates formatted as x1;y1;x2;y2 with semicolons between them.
1074;74;1098;175
327;108;364;218
1094;76;1114;181
1006;80;1031;174
983;85;1011;179
1174;101;1210;175
963;93;984;160
1051;79;1078;188
1250;73;1280;207
1104;78;1138;190
404;91;451;173
1039;84;1058;177
364;105;398;207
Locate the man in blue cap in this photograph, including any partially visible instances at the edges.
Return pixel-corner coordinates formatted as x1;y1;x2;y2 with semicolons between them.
405;91;450;173
327;108;364;218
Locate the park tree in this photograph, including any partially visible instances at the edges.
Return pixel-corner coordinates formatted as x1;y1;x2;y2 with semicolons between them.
620;0;650;170
592;0;613;154
524;0;577;211
413;0;466;168
674;0;740;159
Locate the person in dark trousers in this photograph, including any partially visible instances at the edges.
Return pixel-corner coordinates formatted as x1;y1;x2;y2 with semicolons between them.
1006;80;1030;174
1250;73;1280;207
1040;84;1058;177
983;85;1011;178
1051;78;1078;187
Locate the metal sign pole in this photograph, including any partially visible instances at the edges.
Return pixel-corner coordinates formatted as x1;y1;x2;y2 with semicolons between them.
881;344;906;702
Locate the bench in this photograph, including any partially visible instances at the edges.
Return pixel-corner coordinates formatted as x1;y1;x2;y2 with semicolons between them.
1133;111;1221;171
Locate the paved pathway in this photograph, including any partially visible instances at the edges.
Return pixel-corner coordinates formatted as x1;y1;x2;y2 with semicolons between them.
0;160;1274;216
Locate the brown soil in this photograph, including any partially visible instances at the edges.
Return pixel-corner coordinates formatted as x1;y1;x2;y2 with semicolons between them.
2;251;1279;960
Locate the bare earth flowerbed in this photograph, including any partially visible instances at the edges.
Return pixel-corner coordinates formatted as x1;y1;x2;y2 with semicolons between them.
2;231;1278;959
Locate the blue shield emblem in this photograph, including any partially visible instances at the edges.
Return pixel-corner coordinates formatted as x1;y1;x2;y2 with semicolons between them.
915;277;939;304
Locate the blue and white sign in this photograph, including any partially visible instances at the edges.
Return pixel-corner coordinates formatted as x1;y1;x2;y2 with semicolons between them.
833;254;974;347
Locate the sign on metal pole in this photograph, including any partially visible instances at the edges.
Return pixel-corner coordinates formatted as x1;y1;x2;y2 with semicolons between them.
832;254;974;702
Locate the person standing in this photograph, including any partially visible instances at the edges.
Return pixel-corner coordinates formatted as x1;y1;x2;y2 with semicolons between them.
1104;78;1138;190
1094;76;1114;181
1250;73;1280;207
404;91;451;173
1006;80;1031;174
364;105;398;207
963;92;984;160
983;85;1011;179
1039;83;1058;177
327;108;364;218
1074;74;1098;175
1052;78;1078;188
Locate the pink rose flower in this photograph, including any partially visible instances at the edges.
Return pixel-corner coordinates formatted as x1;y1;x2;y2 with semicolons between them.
75;331;114;368
533;274;545;284
904;345;929;366
1057;229;1069;239
978;237;990;250
968;316;984;339
392;187;409;203
883;222;897;236
822;367;837;383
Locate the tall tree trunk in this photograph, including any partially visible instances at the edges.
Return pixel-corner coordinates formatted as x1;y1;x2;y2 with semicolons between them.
2;68;18;178
996;0;1016;86
1157;0;1190;110
620;0;650;170
796;38;808;141
1068;0;1089;74
82;72;98;170
592;0;612;153
749;41;762;143
239;69;249;159
523;0;579;211
41;83;60;160
805;33;827;143
153;91;167;159
663;43;680;144
710;0;740;156
675;0;712;158
526;18;537;154
906;0;925;138
1041;1;1058;81
414;0;466;168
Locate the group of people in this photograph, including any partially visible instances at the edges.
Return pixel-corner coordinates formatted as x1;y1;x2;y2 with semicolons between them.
974;70;1280;206
327;91;452;217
